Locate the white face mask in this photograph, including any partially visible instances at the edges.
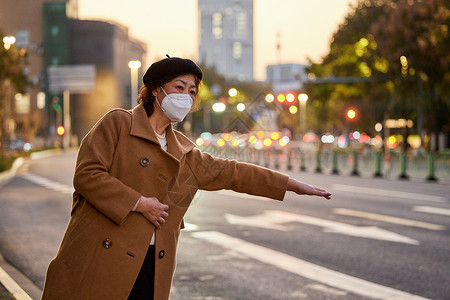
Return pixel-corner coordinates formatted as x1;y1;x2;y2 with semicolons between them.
156;86;193;122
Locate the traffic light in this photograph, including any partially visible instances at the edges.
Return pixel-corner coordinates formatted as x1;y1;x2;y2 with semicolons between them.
346;109;357;120
53;103;61;111
57;126;65;136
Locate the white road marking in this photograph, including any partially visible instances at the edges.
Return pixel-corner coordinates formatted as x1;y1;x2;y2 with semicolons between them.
214;190;271;201
0;266;32;300
225;210;419;245
413;206;450;216
192;231;429;300
21;173;73;194
29;149;61;160
333;208;446;230
332;184;446;203
184;222;199;231
305;283;347;296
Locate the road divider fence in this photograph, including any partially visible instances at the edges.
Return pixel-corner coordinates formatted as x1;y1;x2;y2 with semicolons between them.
198;144;450;183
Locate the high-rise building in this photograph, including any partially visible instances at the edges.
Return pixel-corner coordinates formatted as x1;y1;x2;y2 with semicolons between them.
198;0;253;81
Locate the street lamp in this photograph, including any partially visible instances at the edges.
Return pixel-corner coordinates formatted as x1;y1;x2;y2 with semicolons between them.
128;60;141;108
298;93;308;136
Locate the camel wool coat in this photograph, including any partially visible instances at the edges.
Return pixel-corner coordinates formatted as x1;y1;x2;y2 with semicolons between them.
41;103;289;300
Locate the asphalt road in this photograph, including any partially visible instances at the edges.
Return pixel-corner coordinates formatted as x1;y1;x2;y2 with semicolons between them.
0;150;449;299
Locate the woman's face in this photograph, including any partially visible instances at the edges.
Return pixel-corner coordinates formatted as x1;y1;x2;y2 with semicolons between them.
153;74;198;101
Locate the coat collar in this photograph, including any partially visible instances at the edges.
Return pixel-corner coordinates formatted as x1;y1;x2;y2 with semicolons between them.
130;103;196;161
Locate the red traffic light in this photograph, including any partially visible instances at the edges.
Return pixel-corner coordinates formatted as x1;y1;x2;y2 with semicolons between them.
346;109;357;120
57;126;65;136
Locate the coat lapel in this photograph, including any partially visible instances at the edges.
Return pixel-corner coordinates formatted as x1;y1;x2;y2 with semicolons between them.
130;103;196;162
130;104;160;145
166;127;196;161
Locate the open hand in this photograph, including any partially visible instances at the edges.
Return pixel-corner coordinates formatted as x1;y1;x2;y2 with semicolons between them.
287;178;331;200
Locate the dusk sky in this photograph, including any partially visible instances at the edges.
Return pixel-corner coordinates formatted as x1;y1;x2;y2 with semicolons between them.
78;0;358;80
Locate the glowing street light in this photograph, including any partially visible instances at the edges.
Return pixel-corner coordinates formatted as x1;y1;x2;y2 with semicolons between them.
298;93;308;103
236;103;246;111
375;122;383;132
265;93;274;103
277;93;286;103
212;102;226;112
286;93;295;102
289;105;298;114
128;60;141;108
3;35;16;50
228;88;238;97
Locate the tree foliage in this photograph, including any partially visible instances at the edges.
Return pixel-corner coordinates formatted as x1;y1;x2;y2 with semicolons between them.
305;0;449;149
0;30;28;153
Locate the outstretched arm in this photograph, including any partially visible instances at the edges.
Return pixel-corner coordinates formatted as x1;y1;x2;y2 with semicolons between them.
287;177;332;200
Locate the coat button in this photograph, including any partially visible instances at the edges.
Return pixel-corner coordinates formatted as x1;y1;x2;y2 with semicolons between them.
158;250;165;259
103;238;113;249
140;157;149;167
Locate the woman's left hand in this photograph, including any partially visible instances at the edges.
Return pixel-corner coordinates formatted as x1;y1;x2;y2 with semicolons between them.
287;178;331;200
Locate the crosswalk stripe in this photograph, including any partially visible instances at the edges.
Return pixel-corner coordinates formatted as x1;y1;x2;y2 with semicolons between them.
333;208;446;230
413;206;450;216
332;184;446;203
192;231;429;300
21;173;73;195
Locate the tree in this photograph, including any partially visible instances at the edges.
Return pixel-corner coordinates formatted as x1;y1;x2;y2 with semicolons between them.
370;0;450;150
305;0;450;150
0;31;28;153
306;0;393;135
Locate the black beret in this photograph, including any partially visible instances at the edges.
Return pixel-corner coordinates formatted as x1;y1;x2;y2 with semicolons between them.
143;56;203;85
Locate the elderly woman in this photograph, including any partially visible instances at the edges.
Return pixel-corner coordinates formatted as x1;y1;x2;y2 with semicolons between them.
41;57;331;300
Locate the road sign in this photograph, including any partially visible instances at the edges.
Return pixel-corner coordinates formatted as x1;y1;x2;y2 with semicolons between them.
48;65;96;93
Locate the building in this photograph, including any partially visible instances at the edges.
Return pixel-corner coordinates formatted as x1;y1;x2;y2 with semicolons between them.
266;63;309;93
0;0;146;148
198;0;253;81
69;19;146;140
0;0;78;148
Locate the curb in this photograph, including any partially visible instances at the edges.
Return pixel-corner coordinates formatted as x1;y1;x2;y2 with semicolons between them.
0;254;37;300
0;158;24;186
